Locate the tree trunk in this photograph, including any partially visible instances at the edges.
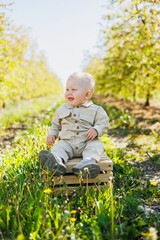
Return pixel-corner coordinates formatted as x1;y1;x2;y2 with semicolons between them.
144;86;150;106
2;101;6;108
133;84;136;102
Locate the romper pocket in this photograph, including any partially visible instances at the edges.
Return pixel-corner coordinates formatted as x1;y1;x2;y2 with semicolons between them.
58;110;71;127
79;113;94;125
58;110;71;119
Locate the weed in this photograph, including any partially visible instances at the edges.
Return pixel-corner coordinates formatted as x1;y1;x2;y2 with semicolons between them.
0;99;159;239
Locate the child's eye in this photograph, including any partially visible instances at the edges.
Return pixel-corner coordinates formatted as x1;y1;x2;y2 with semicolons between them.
72;89;77;91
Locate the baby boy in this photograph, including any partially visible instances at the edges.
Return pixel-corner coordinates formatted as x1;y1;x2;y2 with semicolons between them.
39;72;109;179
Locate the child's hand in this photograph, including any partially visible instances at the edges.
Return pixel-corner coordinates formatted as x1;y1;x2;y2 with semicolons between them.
86;128;98;140
46;135;56;146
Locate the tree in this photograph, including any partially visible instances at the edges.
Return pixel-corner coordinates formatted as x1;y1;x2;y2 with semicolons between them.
0;4;63;107
85;0;160;105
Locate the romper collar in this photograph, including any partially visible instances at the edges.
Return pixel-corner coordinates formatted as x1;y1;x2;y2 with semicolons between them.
65;101;93;109
81;101;93;107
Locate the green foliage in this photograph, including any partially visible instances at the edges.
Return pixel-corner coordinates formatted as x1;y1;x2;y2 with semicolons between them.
0;100;159;239
0;95;63;128
0;6;63;108
84;0;160;106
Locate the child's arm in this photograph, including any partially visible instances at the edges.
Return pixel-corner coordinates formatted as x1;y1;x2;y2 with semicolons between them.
49;115;61;137
90;106;109;138
47;107;62;145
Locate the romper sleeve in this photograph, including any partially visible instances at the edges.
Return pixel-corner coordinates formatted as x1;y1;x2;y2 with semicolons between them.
48;108;61;137
92;106;109;137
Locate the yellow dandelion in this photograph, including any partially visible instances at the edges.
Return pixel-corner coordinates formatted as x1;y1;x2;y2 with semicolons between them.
43;188;52;194
70;217;76;222
141;232;152;237
16;233;25;240
13;195;16;199
150;181;157;186
70;210;77;214
142;227;158;239
126;191;130;194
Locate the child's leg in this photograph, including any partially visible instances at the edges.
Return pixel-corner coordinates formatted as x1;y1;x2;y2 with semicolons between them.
51;140;74;163
39;140;73;176
82;139;105;162
72;140;104;179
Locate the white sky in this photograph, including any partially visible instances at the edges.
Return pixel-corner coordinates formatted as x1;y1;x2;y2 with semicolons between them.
7;0;107;87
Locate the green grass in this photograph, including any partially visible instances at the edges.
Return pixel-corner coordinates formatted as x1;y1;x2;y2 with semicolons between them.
0;95;63;128
0;99;160;240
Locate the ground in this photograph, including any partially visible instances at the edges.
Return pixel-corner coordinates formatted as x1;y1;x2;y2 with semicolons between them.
0;96;160;234
96;95;160;215
0;96;159;195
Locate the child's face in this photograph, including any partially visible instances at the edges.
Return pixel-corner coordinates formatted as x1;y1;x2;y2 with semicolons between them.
64;78;91;107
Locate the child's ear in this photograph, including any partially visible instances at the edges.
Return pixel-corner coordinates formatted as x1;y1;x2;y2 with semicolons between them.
86;90;92;99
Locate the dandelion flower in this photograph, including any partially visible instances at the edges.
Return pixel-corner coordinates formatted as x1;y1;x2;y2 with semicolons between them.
137;205;145;212
142;232;152;237
70;218;76;222
43;188;52;194
150;181;157;186
64;210;70;214
142;227;158;240
16;233;25;240
84;167;88;173
70;210;77;214
149;227;158;240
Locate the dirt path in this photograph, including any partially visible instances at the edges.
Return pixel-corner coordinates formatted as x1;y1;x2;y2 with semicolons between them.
98;95;160;181
96;95;160;122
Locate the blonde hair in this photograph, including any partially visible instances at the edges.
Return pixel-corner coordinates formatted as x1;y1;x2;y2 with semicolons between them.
67;72;95;94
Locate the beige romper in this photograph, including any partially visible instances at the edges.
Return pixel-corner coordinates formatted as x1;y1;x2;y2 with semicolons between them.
49;101;109;163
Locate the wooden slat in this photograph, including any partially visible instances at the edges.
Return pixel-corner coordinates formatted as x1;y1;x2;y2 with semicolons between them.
66;154;113;173
41;154;113;191
52;172;113;185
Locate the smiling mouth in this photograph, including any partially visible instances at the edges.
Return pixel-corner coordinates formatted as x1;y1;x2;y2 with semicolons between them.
68;97;74;101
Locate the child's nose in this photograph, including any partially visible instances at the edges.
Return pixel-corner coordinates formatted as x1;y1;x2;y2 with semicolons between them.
67;90;72;94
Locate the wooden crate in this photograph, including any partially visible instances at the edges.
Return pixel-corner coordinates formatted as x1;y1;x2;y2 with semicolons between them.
42;154;113;192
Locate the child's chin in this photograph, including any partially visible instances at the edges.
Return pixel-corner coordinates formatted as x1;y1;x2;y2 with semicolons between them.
67;101;75;106
70;103;76;107
68;102;77;107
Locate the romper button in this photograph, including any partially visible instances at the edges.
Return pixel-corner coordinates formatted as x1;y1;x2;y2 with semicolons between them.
75;147;78;149
73;114;76;117
77;126;79;129
75;121;77;123
76;132;79;135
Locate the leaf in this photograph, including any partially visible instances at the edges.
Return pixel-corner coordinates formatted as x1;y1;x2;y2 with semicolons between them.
98;213;108;229
6;205;11;228
137;219;147;227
